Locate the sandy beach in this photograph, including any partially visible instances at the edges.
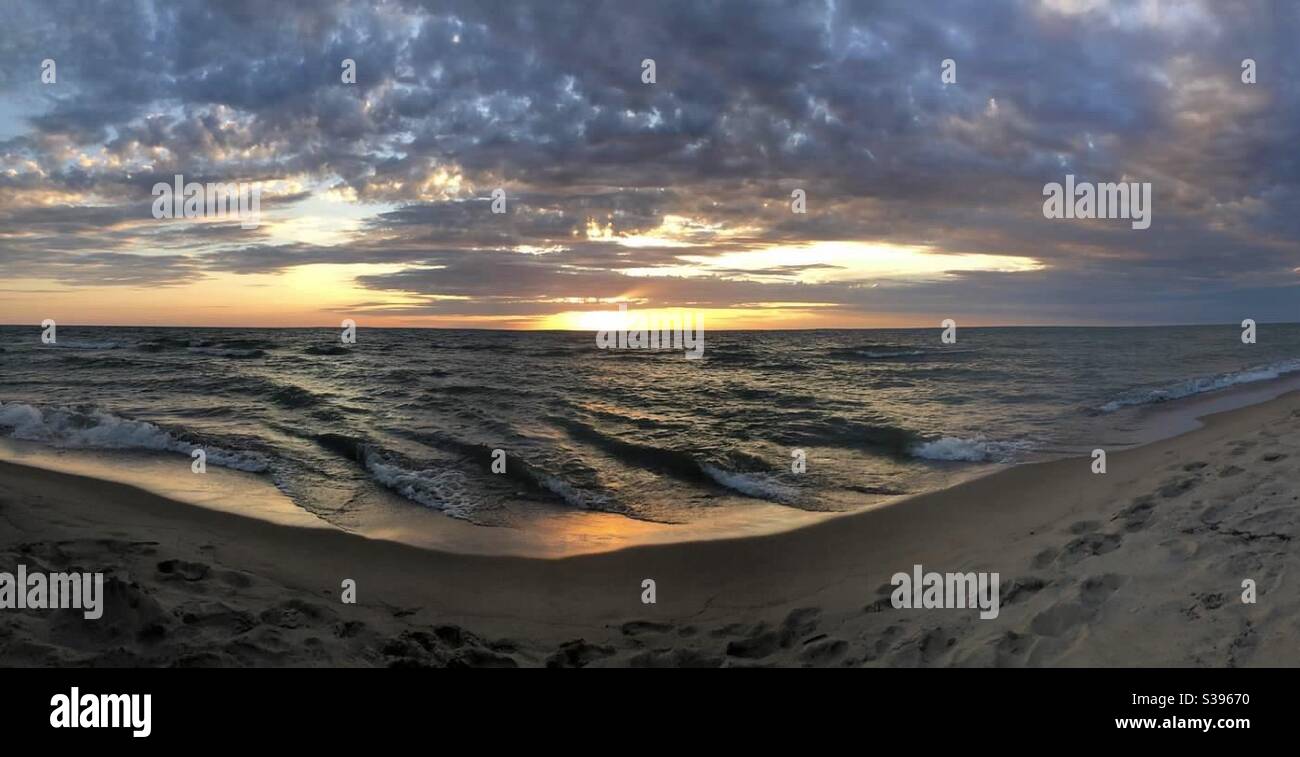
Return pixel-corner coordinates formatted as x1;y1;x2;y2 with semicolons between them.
5;0;1300;688
2;388;1298;668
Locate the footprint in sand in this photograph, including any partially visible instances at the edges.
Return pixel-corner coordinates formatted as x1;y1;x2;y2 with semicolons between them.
1198;502;1230;525
1078;573;1124;605
382;627;520;668
258;598;336;630
1029;574;1124;637
178;600;258;634
798;637;849;665
1056;532;1122;566
860;625;904;663
51;577;171;644
723;608;822;660
724;626;782;659
863;596;893;613
1182;592;1226;620
877;626;956;666
916;627;958;664
621;620;674;637
1158;476;1201;499
1113;495;1156;532
1032;547;1058;569
780;607;821;642
156;559;210;582
1001;576;1048;605
994;631;1035;665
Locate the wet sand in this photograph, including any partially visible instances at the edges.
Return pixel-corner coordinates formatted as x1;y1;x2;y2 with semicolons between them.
2;389;1298;666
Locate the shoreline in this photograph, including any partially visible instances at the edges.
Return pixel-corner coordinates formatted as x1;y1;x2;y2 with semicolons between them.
5;369;1300;559
2;385;1299;665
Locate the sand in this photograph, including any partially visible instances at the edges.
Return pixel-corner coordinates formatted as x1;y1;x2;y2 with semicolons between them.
2;389;1298;667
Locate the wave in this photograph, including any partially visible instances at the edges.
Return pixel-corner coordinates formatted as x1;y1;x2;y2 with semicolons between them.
1098;358;1300;413
845;483;908;495
313;433;478;519
769;415;918;455
700;464;800;503
436;384;499;395
52;355;146;369
700;347;761;365
404;426;796;514
0;402;269;472
361;453;481;521
189;337;276;350
523;347;581;358
699;349;814;372
723;386;819;406
553;417;800;503
447;342;516;352
42;340;122;350
909;436;1031;463
186;374;326;409
316;431;623;517
187;347;266;358
303;345;352;356
534;473;616;512
135;338;191;353
382;369;428;382
826;346;928;361
267;384;324;409
567;403;679;431
554;417;713;479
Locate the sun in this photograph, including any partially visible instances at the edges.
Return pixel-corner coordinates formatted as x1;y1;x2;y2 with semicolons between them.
547;308;633;332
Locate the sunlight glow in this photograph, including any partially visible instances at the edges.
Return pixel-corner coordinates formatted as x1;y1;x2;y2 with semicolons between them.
674;241;1042;282
542;306;821;331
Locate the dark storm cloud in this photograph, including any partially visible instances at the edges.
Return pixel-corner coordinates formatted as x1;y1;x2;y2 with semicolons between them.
0;0;1298;321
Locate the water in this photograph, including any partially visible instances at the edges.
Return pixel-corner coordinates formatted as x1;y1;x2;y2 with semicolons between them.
1;324;1298;537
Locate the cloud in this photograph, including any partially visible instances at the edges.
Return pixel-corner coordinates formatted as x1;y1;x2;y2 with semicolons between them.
1;0;1297;323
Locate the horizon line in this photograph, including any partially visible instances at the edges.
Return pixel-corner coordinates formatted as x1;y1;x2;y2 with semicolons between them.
5;320;1296;332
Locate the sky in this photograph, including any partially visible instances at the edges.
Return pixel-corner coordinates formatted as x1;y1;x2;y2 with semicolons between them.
0;0;1297;329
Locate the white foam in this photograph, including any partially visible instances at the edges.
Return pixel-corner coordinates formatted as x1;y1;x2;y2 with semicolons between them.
538;475;613;510
701;464;799;503
0;402;268;472
1099;358;1300;413
911;436;1029;463
361;450;477;520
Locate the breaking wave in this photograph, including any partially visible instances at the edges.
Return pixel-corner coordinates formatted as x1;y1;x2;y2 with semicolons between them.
0;402;269;472
1098;358;1300;413
910;436;1032;463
